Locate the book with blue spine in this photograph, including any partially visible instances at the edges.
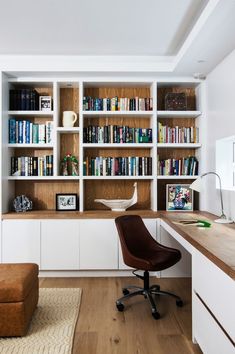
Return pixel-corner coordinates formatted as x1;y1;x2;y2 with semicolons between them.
9;118;16;143
18;121;23;144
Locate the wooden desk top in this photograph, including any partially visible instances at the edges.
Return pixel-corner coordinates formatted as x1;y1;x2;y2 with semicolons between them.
160;211;235;280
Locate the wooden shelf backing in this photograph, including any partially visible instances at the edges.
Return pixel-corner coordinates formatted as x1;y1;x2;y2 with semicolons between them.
83;116;151;129
157;87;196;111
158;148;196;160
59;87;79;127
15;180;79;210
157;178;199;211
84;86;151;100
84;147;151;158
84;180;151;211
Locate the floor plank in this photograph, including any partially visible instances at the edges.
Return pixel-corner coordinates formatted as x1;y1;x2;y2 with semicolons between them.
39;277;202;354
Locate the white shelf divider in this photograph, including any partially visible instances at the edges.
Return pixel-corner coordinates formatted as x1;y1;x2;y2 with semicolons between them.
8;144;54;148
157;175;198;180
83;110;154;117
157;110;201;118
56;127;80;133
83;143;154;148
8;111;54;117
8;176;80;181
157;143;201;148
83;176;154;180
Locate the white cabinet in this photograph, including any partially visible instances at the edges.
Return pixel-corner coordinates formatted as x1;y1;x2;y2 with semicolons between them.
79;219;118;269
193;292;235;354
41;220;79;270
118;219;157;270
2;220;40;265
192;249;235;343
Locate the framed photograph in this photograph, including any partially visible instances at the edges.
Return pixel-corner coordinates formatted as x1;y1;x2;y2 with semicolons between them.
166;184;193;211
39;96;52;111
56;193;78;211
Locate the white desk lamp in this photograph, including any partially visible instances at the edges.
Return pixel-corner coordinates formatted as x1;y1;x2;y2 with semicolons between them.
189;172;233;224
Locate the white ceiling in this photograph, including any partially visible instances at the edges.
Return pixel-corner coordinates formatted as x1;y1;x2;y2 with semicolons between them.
0;0;235;76
0;0;207;56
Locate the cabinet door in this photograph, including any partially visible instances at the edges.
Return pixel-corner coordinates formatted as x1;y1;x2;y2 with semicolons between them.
41;220;79;270
2;220;40;265
80;219;118;269
118;219;157;270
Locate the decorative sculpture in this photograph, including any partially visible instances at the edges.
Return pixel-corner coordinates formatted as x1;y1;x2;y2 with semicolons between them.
95;182;137;211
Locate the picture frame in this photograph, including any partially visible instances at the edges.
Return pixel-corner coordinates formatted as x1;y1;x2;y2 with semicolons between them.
39;96;52;111
166;184;193;211
56;193;78;211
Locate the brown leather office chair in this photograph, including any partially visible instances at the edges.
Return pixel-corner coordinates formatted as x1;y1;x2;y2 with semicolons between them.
115;215;183;319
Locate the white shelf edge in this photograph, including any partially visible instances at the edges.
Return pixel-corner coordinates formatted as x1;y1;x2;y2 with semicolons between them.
82;176;154;180
83;143;153;148
157;110;201;118
8;176;80;180
8;144;54;148
82;110;154;116
8;111;54;116
157;143;201;148
56;127;80;133
157;176;198;180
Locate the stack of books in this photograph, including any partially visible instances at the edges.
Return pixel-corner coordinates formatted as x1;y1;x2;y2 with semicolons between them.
157;122;199;143
11;155;53;176
83;156;152;176
9;89;39;110
9;119;53;144
83;96;153;111
157;156;198;176
83;125;152;143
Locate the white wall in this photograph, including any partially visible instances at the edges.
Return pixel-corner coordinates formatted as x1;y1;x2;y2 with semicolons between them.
204;49;235;220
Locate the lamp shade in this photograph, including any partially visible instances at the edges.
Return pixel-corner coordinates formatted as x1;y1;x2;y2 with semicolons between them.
189;177;202;192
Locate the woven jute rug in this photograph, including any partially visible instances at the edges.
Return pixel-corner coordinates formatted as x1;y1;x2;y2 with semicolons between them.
0;288;82;354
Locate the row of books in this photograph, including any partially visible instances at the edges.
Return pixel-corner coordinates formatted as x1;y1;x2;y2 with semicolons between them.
83;96;153;111
9;119;53;144
157;156;198;176
83;126;152;144
10;89;40;111
11;155;53;176
157;122;199;143
83;156;152;176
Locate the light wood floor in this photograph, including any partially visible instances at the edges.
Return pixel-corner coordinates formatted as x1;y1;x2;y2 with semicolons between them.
39;277;202;354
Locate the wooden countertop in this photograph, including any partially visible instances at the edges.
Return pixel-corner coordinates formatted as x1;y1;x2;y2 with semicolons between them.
2;209;160;219
160;211;235;280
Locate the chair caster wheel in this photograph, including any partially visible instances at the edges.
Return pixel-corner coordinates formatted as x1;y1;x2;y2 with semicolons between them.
116;302;124;312
122;288;130;295
152;311;160;320
176;299;183;307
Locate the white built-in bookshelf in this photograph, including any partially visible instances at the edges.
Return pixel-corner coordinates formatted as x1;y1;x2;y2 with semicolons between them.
1;78;203;213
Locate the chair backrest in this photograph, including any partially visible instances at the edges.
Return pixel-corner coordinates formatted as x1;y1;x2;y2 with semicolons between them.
115;215;157;266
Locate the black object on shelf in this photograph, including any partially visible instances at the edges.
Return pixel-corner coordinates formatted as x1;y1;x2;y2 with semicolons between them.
9;89;39;111
165;92;187;111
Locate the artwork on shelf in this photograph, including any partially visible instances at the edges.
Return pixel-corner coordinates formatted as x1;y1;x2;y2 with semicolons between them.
95;182;137;211
13;195;33;212
166;184;193;211
56;194;78;211
39;96;52;111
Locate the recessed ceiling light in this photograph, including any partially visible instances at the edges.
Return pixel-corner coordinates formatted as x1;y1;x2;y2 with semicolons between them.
67;83;73;87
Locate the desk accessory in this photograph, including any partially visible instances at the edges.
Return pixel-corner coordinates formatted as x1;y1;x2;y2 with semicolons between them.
189;172;233;224
179;220;211;228
95;182;137;211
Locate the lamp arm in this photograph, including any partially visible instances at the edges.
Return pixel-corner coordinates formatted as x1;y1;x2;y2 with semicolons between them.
201;172;225;218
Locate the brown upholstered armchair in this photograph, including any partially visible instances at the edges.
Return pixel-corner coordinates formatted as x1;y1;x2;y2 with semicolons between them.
115;215;183;319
